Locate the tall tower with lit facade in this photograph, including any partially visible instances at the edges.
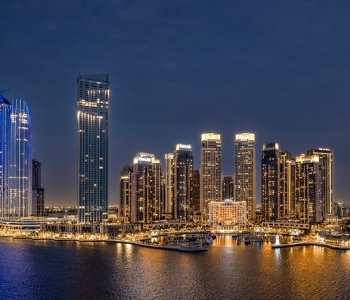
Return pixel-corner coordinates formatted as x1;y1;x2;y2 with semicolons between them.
295;154;322;223
200;133;221;221
279;151;294;219
307;148;333;218
119;165;132;219
77;74;109;224
164;153;174;215
234;132;256;221
261;144;295;222
0;92;11;217
173;144;193;220
261;143;280;221
9;99;32;217
32;159;44;217
130;153;162;223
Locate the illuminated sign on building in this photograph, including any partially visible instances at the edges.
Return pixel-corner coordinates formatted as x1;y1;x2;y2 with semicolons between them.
139;157;151;162
176;144;192;150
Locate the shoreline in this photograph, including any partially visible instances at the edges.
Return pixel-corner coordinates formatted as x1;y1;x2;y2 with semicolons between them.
272;241;350;250
1;235;207;252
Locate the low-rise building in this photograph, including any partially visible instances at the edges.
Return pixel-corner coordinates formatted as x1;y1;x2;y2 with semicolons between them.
208;200;247;227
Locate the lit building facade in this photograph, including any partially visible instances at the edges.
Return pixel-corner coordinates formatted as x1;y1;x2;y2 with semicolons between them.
130;153;162;223
222;175;234;200
119;165;132;219
32;159;44;217
77;74;109;224
261;143;280;221
208;200;247;227
173;144;193;220
307;148;333;217
164;153;174;215
191;169;200;218
9;99;32;217
261;145;295;222
234;132;256;221
279;151;294;219
0;93;11;217
295;154;322;223
200;133;221;221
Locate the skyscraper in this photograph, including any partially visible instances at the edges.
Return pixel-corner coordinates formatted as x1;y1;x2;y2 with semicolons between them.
261;144;295;222
307;148;333;218
164;153;174;215
77;74;109;224
222;175;234;200
191;169;200;219
200;133;221;221
119;165;132;219
279;151;294;219
32;159;44;217
130;153;162;223
261;143;280;221
295;154;322;223
9;99;32;217
0;92;11;217
234;132;256;221
173;144;193;220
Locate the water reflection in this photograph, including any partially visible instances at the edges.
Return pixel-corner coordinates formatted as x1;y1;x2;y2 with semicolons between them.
0;237;350;299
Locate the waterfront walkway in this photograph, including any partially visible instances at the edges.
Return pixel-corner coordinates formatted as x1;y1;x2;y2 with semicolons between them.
272;241;350;250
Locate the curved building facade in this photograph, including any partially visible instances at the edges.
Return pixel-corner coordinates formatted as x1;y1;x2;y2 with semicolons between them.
9;99;32;217
0;93;11;217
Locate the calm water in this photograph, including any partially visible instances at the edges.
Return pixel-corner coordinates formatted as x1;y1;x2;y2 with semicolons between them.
0;235;350;300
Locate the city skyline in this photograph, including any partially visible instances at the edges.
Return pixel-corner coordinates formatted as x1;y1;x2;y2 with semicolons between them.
2;1;350;206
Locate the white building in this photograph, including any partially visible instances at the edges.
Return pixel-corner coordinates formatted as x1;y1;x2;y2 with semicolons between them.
208;200;247;227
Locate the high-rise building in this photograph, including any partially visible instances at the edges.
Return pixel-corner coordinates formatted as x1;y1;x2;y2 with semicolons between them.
307;148;333;217
261;143;280;221
191;169;200;219
222;175;234;200
32;160;42;189
9;99;32;217
261;144;295;222
173;144;193;221
279;151;294;219
234;132;256;221
130;153;161;223
119;165;132;219
32;159;44;217
0;92;11;217
164;153;174;215
200;133;221;221
295;154;322;223
77;74;109;224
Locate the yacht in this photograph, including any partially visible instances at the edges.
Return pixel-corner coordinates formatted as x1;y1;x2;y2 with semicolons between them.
205;237;213;244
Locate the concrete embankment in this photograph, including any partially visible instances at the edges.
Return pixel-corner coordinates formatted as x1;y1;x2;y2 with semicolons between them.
272;242;350;250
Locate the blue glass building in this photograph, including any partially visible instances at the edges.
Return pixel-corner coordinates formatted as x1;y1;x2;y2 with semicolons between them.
0;97;32;217
77;74;109;224
9;99;32;217
0;92;11;217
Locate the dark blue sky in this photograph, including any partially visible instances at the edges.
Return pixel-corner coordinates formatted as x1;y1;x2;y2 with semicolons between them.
1;1;350;206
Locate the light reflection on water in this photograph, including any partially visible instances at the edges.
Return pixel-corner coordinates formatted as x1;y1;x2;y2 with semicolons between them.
0;236;349;299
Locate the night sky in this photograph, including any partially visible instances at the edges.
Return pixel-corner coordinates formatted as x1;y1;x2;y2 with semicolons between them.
1;1;350;206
